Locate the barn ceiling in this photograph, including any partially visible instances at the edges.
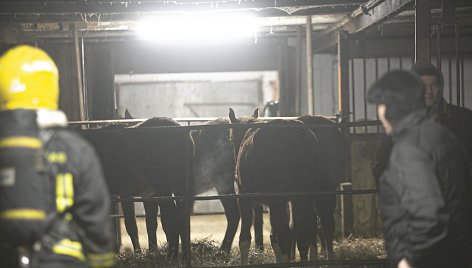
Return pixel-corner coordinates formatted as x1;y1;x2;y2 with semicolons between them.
1;0;472;50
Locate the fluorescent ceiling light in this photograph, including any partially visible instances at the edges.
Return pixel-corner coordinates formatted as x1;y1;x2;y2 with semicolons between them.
136;13;258;44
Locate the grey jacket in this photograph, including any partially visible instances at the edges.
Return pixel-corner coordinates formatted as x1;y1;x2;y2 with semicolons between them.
378;109;472;268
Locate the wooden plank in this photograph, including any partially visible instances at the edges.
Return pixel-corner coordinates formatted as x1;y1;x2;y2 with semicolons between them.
314;0;415;51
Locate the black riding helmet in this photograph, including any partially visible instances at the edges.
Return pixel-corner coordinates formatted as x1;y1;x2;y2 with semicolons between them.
367;70;426;125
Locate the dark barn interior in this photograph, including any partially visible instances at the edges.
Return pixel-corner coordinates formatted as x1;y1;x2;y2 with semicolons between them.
1;1;471;120
2;0;472;266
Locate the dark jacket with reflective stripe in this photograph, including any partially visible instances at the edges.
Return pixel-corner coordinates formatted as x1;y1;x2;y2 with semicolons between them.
378;109;472;268
38;127;115;267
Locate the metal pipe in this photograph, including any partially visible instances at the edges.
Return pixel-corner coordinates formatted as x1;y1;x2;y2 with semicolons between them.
81;36;88;120
375;58;380;133
306;16;314;115
461;56;464;107
295;25;302;115
415;0;431;62
455;24;460;106
448;55;452;103
350;59;356;134
184;135;192;267
363;57;367;133
436;24;442;70
72;23;85;121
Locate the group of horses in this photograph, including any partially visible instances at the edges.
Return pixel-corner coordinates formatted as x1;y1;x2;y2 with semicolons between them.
81;108;349;264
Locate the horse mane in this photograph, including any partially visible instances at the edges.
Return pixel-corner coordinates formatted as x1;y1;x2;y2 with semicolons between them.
133;117;182;128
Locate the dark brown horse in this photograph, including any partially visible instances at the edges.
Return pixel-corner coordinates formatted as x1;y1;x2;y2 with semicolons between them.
229;108;321;264
81;113;193;259
297;115;349;259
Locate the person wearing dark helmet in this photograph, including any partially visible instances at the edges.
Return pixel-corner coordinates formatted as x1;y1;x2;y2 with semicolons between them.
373;61;472;182
367;70;472;268
0;45;115;267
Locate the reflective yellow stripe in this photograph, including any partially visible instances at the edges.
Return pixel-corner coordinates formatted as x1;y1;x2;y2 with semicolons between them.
88;252;116;267
0;137;41;149
56;173;74;213
0;209;46;220
52;239;85;261
46;152;67;164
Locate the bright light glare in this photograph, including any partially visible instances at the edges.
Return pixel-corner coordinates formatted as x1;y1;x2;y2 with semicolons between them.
136;13;258;44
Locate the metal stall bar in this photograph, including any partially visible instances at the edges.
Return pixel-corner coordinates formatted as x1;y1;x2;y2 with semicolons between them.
448;55;453;103
436;24;442;70
455;24;461;106
363;57;368;133
440;0;456;82
338;31;350;122
375;58;381;133
81;37;89;120
415;0;431;63
350;59;356;134
461;55;465;107
185;134;193;267
295;26;303;115
337;30;353;238
72;23;86;122
306;16;314;115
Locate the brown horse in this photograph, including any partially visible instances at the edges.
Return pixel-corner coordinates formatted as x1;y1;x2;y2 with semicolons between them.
297;115;349;259
81;112;193;260
229;108;321;264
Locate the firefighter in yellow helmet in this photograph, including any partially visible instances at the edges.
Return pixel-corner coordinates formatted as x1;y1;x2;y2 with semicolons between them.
0;45;115;267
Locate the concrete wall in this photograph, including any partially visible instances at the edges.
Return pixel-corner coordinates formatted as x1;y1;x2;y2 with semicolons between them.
114;71;278;118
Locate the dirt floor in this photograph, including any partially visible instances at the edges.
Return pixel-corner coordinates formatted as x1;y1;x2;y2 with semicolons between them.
117;213;272;252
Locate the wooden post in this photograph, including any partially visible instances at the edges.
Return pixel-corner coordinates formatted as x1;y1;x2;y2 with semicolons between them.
337;31;350;122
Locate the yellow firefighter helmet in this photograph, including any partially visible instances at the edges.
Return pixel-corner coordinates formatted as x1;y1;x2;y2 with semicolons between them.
0;45;59;111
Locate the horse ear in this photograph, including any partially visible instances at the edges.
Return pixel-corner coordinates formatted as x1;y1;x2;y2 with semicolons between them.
252;108;259;119
124;109;133;119
229;108;237;123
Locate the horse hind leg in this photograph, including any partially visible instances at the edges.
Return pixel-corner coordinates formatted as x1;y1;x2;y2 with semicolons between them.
143;199;159;251
159;199;180;261
238;197;254;265
253;203;264;251
218;194;240;254
121;200;141;252
316;194;336;259
268;201;291;264
291;198;317;262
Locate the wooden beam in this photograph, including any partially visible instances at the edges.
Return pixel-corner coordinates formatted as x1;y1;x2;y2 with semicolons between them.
348;34;472;58
0;1;365;21
337;31;350;120
314;0;415;52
